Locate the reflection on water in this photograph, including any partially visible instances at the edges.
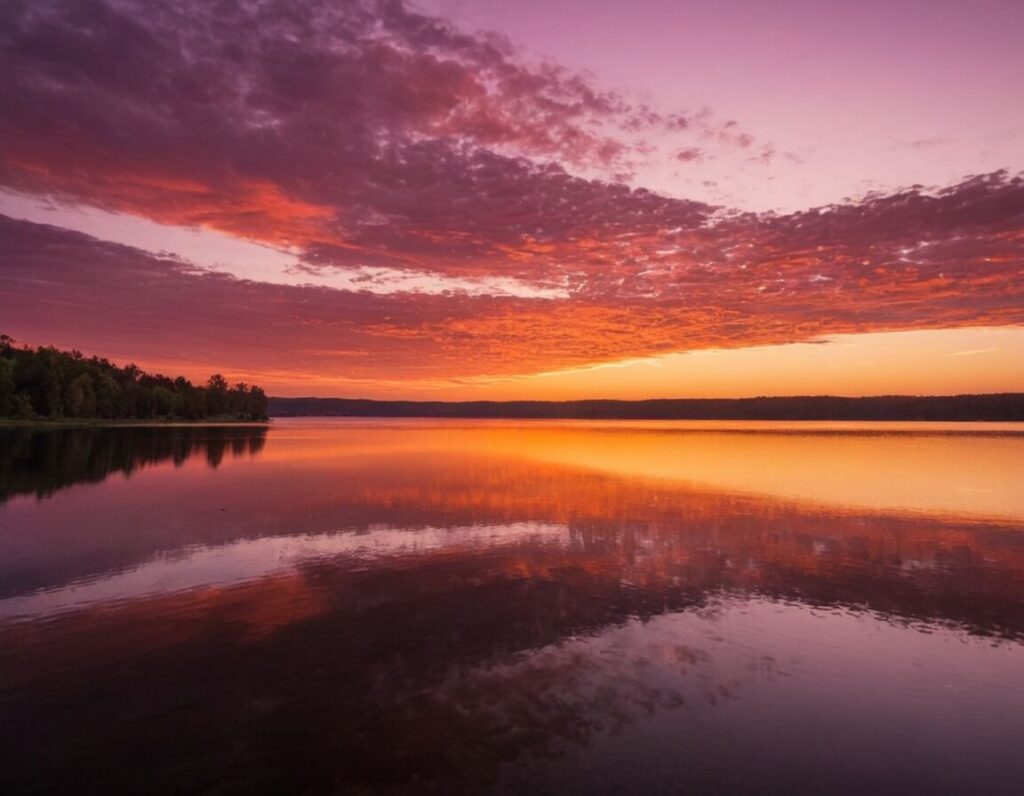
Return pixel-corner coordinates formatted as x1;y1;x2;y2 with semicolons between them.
0;425;267;503
1;420;1022;794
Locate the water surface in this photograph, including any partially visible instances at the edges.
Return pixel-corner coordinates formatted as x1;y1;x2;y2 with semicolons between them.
1;419;1023;794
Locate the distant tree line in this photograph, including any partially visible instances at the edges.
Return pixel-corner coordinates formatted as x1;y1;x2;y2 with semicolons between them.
0;336;268;421
269;394;1024;421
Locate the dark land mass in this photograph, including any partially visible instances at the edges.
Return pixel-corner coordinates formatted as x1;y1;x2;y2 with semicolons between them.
269;393;1024;421
0;336;267;422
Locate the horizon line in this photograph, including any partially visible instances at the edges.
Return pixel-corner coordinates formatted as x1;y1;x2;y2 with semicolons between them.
269;392;1024;403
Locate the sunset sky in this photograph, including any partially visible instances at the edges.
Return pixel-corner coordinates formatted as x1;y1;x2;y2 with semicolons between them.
1;0;1022;398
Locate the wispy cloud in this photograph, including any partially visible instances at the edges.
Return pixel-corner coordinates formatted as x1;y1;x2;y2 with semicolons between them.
947;347;999;357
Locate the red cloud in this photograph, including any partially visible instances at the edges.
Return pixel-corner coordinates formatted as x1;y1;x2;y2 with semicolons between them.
1;1;1022;387
3;183;1023;385
0;0;761;271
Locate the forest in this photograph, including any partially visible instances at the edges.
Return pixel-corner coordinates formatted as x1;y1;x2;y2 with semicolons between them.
0;336;268;421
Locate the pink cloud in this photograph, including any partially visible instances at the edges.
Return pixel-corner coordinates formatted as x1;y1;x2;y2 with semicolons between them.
675;148;704;163
3;170;1022;384
0;1;1022;388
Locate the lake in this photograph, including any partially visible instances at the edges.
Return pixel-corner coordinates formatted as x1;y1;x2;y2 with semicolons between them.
2;419;1023;794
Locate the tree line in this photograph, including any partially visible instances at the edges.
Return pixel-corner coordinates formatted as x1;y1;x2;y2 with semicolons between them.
0;336;268;421
269;393;1024;421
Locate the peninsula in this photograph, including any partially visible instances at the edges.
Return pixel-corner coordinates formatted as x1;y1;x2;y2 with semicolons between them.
0;336;268;422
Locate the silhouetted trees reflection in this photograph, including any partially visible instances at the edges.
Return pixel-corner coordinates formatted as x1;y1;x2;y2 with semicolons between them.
0;336;267;421
0;426;267;503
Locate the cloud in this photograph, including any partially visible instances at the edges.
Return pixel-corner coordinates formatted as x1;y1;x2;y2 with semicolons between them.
0;1;1022;388
3;184;1023;385
0;0;762;280
947;347;998;357
895;137;949;151
675;147;704;163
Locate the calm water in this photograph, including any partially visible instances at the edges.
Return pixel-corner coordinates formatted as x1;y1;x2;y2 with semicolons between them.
2;419;1023;794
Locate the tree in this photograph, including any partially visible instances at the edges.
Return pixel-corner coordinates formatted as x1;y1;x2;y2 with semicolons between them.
182;387;206;420
248;386;269;421
206;374;229;416
152;386;176;417
94;373;120;418
66;373;96;418
0;358;14;416
21;354;65;417
11;393;34;419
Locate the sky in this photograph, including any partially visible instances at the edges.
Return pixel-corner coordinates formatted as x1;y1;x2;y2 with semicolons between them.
0;0;1022;399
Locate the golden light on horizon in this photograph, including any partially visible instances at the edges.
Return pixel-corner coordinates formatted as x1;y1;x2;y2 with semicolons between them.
123;326;1021;401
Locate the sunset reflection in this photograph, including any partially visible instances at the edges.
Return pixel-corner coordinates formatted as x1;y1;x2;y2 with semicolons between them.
1;421;1023;794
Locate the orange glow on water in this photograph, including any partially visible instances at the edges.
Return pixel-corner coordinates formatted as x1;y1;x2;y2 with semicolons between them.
3;420;1024;792
262;419;1024;521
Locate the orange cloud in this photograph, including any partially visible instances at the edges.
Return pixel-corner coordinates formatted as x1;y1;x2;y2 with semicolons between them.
1;0;1022;394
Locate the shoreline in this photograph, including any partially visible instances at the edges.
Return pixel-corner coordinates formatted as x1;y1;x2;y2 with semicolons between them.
267;414;1023;423
0;418;271;428
267;393;1024;423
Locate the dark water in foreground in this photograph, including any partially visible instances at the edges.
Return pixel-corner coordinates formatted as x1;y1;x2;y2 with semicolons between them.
1;419;1023;794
